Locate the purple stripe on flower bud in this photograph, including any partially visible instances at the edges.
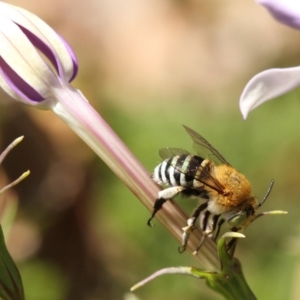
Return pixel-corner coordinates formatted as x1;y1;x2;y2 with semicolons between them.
0;56;44;103
17;25;77;82
0;2;79;106
0;2;78;85
57;34;78;82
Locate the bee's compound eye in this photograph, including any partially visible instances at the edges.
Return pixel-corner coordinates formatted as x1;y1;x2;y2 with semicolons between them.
227;211;247;227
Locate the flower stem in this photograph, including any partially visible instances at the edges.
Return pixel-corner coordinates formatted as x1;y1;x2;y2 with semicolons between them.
50;84;220;270
192;237;257;300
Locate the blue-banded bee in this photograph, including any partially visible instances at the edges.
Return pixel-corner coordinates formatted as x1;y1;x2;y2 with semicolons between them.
148;126;274;254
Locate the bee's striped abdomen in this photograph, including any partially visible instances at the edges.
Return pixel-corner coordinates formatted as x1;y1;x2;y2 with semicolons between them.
153;155;205;187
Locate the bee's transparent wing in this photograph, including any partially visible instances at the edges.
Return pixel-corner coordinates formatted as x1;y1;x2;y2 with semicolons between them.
183;125;231;166
159;147;190;159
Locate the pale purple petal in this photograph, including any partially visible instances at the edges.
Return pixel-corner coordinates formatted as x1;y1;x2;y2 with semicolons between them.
257;0;300;29
240;67;300;119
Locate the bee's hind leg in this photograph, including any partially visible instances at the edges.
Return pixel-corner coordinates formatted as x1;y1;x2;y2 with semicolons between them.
147;198;167;227
147;186;185;227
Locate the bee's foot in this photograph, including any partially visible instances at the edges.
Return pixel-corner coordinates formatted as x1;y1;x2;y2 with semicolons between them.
192;250;199;255
147;218;155;227
182;217;196;233
178;245;186;253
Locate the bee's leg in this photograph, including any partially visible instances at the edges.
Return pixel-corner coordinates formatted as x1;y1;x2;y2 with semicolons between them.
192;210;214;255
193;215;224;255
179;217;194;253
227;237;238;251
147;186;185;227
226;227;239;255
192;231;213;255
201;210;211;232
213;216;224;241
178;202;208;253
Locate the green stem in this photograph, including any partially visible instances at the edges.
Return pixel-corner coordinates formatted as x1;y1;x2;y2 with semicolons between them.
192;237;257;300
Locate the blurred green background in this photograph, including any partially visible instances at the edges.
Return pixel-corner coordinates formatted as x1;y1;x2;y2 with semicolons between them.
1;0;300;299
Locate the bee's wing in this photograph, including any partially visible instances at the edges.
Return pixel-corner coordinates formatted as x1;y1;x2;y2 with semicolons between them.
193;162;227;194
183;125;231;166
159;147;191;159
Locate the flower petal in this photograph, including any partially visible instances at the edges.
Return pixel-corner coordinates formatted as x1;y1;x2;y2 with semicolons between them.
257;0;300;29
0;56;45;103
240;67;300;119
0;2;78;82
0;15;57;105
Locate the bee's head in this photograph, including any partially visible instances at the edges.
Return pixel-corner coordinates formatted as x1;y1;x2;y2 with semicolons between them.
228;180;276;229
227;203;255;228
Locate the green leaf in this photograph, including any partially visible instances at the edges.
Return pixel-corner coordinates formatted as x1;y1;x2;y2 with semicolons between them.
0;225;24;300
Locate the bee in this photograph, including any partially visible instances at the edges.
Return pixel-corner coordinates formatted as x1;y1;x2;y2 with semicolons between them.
148;125;274;254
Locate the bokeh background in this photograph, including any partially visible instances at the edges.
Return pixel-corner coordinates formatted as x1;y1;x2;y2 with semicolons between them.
0;0;300;299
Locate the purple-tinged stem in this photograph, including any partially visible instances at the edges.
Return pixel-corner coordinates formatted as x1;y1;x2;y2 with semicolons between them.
51;83;219;270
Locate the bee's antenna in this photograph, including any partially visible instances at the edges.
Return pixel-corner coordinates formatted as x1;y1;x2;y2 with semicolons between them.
258;179;275;207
